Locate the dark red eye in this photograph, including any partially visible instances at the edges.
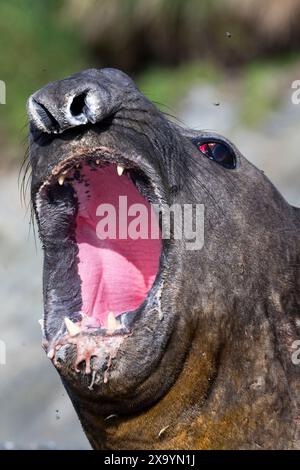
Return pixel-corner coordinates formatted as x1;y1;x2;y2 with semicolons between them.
193;139;236;169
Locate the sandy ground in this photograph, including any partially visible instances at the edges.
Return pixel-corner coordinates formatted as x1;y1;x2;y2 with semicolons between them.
0;86;299;449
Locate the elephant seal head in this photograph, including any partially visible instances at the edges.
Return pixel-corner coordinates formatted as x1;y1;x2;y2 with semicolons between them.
27;68;300;450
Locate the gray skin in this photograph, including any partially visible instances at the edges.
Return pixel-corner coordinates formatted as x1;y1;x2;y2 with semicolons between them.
27;68;300;450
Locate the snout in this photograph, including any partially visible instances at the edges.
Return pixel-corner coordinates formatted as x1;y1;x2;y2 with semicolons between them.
27;68;134;134
28;89;94;133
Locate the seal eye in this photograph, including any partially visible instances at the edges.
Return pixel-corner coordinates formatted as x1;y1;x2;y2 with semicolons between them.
193;140;236;169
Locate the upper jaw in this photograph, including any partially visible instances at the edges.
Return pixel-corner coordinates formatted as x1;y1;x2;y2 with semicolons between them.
34;145;167;205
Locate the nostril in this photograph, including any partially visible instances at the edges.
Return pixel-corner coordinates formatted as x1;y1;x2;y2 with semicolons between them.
32;98;60;133
70;92;87;117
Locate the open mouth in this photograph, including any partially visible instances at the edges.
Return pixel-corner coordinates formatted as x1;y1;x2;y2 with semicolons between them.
75;162;161;329
37;149;163;372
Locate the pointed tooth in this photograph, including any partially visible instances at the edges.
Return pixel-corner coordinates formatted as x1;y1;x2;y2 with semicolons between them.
117;165;124;176
96;159;100;165
107;312;119;332
58;175;65;186
76;163;80;169
47;349;55;359
64;317;81;336
38;319;43;329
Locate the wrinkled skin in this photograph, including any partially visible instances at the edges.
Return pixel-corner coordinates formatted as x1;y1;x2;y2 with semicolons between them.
27;68;300;450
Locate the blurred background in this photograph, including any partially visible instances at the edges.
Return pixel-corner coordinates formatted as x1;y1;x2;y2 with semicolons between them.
0;0;299;449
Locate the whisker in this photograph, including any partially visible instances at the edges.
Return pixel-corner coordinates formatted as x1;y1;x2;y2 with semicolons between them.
18;142;37;247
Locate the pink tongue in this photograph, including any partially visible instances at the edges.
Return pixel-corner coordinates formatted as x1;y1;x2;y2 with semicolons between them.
75;164;161;327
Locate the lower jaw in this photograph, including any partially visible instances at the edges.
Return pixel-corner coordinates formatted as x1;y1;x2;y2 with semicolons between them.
52;295;195;420
42;254;166;389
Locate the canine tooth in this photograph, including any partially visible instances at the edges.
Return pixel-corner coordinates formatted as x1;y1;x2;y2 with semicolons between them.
47;349;55;359
107;312;119;332
117;165;124;176
75;163;80;169
58;175;65;186
96;159;100;165
64;317;81;336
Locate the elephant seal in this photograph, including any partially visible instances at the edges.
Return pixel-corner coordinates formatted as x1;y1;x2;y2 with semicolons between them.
27;68;300;450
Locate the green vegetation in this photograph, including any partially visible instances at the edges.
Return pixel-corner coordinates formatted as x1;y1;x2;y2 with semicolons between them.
240;54;299;126
1;0;300;166
137;62;219;111
0;0;88;158
138;56;300;128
